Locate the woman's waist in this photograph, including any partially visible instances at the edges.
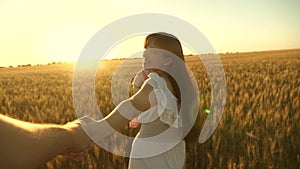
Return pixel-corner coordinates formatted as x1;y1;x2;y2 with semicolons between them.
137;122;183;142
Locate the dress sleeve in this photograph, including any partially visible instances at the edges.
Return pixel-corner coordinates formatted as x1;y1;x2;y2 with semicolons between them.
137;73;182;128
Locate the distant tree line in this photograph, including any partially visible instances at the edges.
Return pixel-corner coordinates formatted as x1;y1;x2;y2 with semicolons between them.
6;61;68;68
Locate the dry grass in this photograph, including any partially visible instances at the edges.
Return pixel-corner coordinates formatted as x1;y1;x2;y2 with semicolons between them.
0;49;299;168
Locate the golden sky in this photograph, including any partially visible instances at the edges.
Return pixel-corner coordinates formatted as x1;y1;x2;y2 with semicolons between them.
0;0;299;66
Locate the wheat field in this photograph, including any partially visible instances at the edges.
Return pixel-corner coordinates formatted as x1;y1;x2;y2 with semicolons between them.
0;49;299;169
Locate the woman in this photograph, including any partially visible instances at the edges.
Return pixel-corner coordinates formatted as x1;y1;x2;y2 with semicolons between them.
80;32;199;168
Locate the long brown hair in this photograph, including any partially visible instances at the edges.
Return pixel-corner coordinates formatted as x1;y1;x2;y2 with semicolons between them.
144;32;200;144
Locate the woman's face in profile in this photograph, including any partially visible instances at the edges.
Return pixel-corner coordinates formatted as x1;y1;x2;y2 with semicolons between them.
143;40;171;70
142;48;170;71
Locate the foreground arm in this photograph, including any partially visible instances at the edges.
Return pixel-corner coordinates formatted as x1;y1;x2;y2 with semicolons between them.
0;114;90;169
0;82;152;169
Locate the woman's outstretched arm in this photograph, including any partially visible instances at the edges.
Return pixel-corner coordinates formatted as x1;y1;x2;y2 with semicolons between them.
79;82;153;143
0;114;91;169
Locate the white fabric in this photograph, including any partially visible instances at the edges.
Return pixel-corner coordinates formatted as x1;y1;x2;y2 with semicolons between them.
128;140;185;169
137;73;182;128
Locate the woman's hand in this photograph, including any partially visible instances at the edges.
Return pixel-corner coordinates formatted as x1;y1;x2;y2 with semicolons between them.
129;117;140;128
132;69;150;93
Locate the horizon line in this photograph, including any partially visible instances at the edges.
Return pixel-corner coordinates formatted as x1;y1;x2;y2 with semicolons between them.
1;48;299;68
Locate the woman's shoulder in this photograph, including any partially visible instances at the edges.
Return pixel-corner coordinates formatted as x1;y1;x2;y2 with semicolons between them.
146;72;177;99
145;73;166;92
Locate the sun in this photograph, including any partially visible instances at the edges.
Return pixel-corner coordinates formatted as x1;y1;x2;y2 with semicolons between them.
42;23;99;63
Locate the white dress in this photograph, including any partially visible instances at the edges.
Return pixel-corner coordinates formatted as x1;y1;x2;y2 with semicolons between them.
128;73;185;169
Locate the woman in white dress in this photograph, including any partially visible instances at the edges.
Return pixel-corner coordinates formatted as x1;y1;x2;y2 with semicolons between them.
80;32;199;169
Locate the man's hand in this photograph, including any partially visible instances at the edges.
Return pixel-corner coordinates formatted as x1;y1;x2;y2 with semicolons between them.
62;120;92;162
